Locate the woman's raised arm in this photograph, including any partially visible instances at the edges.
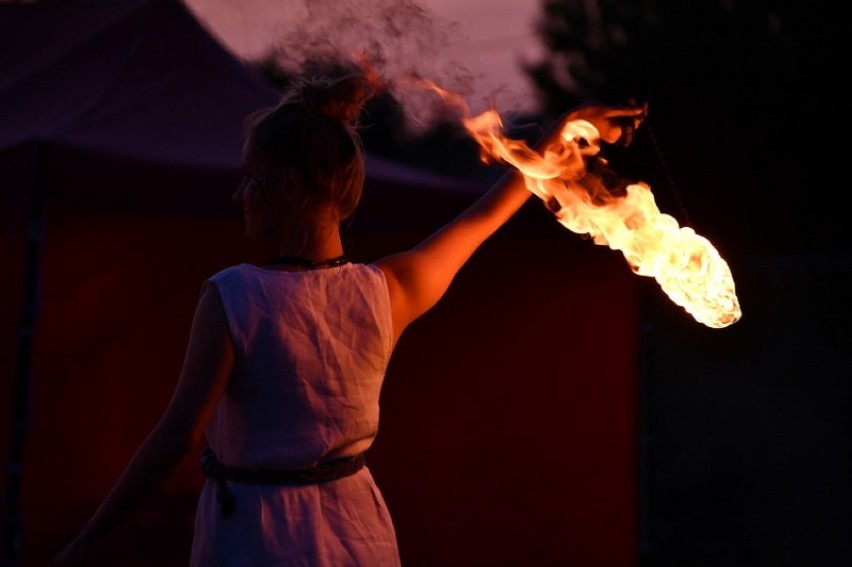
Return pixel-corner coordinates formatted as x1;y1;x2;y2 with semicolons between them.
376;102;647;343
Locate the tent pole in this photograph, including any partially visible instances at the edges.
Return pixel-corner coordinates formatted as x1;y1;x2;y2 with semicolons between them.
2;142;44;567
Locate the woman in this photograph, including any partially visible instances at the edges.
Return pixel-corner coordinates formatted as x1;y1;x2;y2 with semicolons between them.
51;71;645;566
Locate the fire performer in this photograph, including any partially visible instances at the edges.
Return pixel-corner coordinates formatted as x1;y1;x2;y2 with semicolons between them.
50;70;645;566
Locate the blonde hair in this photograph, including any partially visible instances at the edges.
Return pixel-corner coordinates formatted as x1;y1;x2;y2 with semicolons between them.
243;72;375;246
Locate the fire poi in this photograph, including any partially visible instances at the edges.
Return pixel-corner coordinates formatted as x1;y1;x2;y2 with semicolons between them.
423;81;742;329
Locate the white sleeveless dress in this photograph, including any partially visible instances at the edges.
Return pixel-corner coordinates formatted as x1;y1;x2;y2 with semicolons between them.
190;263;401;567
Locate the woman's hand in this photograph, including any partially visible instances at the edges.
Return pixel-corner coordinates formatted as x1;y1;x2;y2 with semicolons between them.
563;101;649;145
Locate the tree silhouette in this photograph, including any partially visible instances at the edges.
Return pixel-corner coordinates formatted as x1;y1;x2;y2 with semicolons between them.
526;0;839;122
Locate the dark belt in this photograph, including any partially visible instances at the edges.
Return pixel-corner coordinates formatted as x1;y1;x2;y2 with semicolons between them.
200;448;367;518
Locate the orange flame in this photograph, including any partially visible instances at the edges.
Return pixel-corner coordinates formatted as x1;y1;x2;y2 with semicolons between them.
424;81;741;328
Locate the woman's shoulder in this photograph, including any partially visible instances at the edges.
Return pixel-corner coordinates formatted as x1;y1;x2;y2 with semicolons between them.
207;263;259;285
211;262;255;276
350;262;388;287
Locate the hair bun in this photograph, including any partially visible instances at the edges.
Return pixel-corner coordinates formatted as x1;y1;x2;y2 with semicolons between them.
298;74;375;127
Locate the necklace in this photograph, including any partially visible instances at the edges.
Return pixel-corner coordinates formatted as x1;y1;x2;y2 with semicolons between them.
268;254;350;268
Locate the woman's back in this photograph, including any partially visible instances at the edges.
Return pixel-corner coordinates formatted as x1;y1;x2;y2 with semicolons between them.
192;262;400;566
205;262;394;469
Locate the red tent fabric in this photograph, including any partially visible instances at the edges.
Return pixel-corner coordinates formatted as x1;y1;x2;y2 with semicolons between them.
1;1;638;565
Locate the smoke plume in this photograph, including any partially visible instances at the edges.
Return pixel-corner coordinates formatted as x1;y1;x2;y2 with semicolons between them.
263;0;500;132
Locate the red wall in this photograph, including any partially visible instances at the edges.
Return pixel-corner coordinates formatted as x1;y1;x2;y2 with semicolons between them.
368;225;638;567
